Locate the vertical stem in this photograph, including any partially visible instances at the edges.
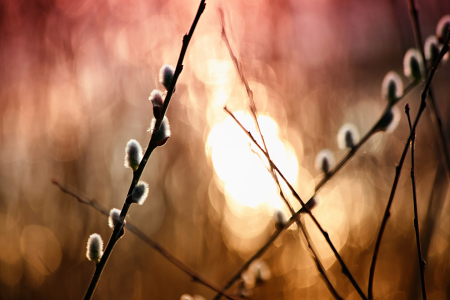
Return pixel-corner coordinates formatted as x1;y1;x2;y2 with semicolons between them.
368;33;449;300
83;1;206;299
405;104;427;300
408;0;450;180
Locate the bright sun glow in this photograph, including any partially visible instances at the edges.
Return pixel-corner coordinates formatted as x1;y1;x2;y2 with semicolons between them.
206;112;299;211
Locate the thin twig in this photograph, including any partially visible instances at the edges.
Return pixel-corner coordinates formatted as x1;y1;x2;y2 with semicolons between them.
405;104;427;299
218;77;419;300
219;7;291;210
81;1;206;299
299;217;344;300
312;81;417;196
224;107;368;300
51;179;240;300
368;30;450;300
408;0;450;180
217;17;343;295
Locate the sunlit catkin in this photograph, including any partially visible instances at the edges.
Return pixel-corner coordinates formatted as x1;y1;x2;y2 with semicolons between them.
376;106;401;133
249;259;271;284
149;89;164;120
403;48;425;81
436;15;450;44
149;116;171;146
337;123;360;149
86;233;103;264
273;209;287;230
108;208;125;238
130;181;149;205
159;64;175;91
315;149;335;174
381;71;403;104
124;139;143;171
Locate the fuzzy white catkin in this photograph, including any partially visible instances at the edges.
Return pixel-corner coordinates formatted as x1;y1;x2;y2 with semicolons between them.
149;116;171;146
403;48;425;81
273;209;287;230
124;139;143;171
149;89;164;119
381;71;403;103
248;259;271;283
425;36;440;62
131;182;149;205
424;35;448;65
377;106;401;133
384;106;401;133
436;15;450;42
315;149;335;174
108;208;121;229
86;233;103;263
149;89;164;105
159;64;175;91
337;123;360;149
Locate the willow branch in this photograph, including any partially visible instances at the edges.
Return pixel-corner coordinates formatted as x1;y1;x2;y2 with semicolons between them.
52;179;240;300
299;217;344;300
407;0;450;181
368;30;449;300
405;104;427;300
223;107;368;300
81;1;207;299
217;12;340;297
219;76;419;300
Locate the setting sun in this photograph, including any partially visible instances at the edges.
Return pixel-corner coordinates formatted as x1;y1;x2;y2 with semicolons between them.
206;112;299;211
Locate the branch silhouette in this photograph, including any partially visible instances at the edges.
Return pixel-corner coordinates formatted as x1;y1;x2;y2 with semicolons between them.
80;1;207;299
52;179;240;300
367;29;450;300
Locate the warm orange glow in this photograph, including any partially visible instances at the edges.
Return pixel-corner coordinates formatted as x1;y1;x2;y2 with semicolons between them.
207;112;299;210
206;112;302;253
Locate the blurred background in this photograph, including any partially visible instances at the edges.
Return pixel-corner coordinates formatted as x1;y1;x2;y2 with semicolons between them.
1;0;450;299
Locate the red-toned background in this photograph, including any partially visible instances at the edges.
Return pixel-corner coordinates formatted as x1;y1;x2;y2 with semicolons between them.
0;0;449;299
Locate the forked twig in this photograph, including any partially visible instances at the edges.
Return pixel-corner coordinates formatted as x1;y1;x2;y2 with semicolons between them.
217;67;420;300
367;30;449;300
408;0;450;180
405;104;427;300
81;1;207;299
217;10;343;299
223;107;368;300
52;179;240;300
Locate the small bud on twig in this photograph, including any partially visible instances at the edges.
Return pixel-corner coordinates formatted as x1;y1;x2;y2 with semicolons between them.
129;181;149;205
376;106;401;133
436;15;450;44
424;35;448;67
403;48;425;82
337;123;360;149
149;89;164;120
315;149;335;174
381;71;403;104
149;116;171;146
124;139;143;171
108;208;125;238
248;259;271;285
108;208;121;229
86;233;104;264
273;209;287;230
159;64;175;91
